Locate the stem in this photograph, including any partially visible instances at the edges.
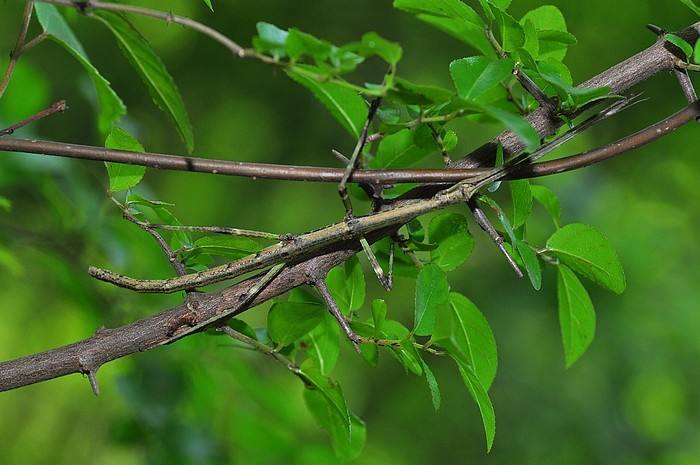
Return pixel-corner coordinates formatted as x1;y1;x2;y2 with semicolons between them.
0;0;35;100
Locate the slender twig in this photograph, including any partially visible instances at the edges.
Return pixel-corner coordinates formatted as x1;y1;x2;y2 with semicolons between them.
467;198;522;277
112;195;187;277
313;277;361;353
674;68;698;105
428;123;452;166
133;220;283;240
220;326;297;368
360;237;393;291
19;31;48;54
514;68;557;110
339;98;382;216
0;0;36;100
0;100;67;137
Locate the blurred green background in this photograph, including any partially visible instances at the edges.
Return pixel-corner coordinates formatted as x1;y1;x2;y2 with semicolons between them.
1;1;699;464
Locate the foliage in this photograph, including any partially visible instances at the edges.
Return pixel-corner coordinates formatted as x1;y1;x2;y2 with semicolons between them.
2;1;695;463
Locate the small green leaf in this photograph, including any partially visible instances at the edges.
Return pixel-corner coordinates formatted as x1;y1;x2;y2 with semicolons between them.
393;0;493;56
530;184;561;227
449;56;514;101
455;361;496;452
387;77;455;105
520;5;570;61
557;264;596;368
126;193;192;250
665;33;694;59
286;64;368;137
422;359;442;410
326;256;365;315
253;22;288;58
492;6;524;52
537;68;611;110
694;39;700;64
34;4;125;134
414;264;450;336
298;360;351;435
381;320;423;375
429;212;475;271
546;223;626;294
93;11;194;153
515;240;542;290
268;301;325;346
228;318;257;340
509;179;532;228
521;19;539;57
371;299;387;333
482;105;539;151
286;28;332;61
306;313;341;376
371;128;434;168
679;0;700;16
104;126;146;192
304;388;365;460
442;130;458;151
434;292;498;390
201;0;214;12
360;32;402;65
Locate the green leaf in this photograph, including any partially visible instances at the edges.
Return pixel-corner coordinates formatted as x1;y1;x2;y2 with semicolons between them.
286;28;332;61
429;212;475;272
371;299;387;333
422;359;441;410
393;0;493;56
520;5;570;61
695;39;700;64
93;11;194;153
371;128;434;168
434;292;498;390
381;320;423;375
492;6;524;52
537;68;611;110
360;32;403;65
557;265;596;368
387;77;455;105
104;126;146;192
665;33;694;59
455;361;496;452
253;22;288;58
298;360;351;434
530;184;561;227
286;64;368;137
679;0;700;16
482;105;539;151
515;240;542;290
326;256;365;315
34;4;125;134
201;0;214;12
449;56;514;101
268;302;326;346
227;318;257;340
546;223;626;294
306;313;341;376
304;388;365;460
414;264;450;336
521;19;539;57
509;179;532;228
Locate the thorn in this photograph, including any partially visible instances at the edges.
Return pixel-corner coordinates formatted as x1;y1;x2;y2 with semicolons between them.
331;149;350;165
87;370;100;396
360;237;392;291
314;278;362;353
468;199;523;278
645;24;666;37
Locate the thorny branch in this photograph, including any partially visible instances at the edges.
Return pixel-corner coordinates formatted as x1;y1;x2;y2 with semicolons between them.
0;9;698;393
